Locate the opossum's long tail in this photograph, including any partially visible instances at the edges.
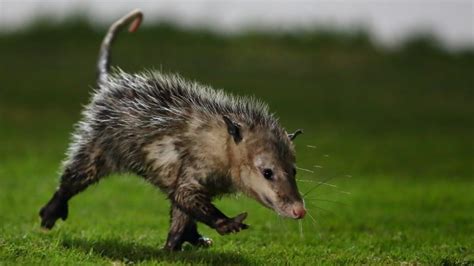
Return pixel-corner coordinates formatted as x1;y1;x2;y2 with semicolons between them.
97;9;143;85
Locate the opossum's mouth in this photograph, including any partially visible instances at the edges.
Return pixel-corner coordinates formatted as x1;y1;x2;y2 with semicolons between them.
262;196;274;208
259;195;302;219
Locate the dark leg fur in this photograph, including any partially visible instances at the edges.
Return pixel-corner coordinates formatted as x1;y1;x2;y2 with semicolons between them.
39;169;99;229
164;205;213;251
39;188;69;229
172;183;249;235
40;146;109;229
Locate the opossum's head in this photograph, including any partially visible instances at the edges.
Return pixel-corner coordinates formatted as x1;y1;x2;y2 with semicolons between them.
223;116;306;219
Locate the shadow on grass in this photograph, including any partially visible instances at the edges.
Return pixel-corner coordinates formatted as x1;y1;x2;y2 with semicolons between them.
61;236;249;264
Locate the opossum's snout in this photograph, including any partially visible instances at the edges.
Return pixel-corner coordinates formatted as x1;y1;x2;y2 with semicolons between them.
256;170;306;219
284;201;306;219
292;204;306;219
263;189;306;220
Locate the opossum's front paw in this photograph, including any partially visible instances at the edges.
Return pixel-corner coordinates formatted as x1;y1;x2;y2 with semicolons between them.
215;212;249;235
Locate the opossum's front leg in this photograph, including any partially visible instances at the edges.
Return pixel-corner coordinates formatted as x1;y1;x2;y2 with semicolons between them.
164;205;213;251
173;184;249;235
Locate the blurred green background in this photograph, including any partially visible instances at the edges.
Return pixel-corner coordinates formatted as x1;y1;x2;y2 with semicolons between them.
0;20;473;264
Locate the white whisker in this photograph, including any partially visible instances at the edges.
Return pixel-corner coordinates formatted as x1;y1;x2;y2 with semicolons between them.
296;166;314;173
296;179;317;183
305;198;346;205
299;220;304;239
311;205;338;217
306;145;317;149
300;180;339;188
306;210;318;227
338;190;352;195
313;165;323;168
316;182;338;188
306;210;323;239
303;172;352;197
316;190;353;196
278;215;288;233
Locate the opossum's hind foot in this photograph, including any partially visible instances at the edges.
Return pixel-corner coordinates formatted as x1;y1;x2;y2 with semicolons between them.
191;236;213;248
164;235;213;252
39;191;69;230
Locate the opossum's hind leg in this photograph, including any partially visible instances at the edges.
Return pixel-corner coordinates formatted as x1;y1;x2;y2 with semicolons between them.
184;224;213;248
40;148;109;229
164;205;213;251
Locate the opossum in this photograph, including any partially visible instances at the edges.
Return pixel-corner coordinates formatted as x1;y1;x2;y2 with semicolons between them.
39;9;306;251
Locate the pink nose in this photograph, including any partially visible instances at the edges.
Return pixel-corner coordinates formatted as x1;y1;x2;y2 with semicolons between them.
292;206;306;219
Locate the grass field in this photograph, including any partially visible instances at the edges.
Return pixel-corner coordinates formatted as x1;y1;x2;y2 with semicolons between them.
0;22;473;265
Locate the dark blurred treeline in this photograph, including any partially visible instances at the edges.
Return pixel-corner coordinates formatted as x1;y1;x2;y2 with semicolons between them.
0;20;472;178
1;20;472;120
1;20;472;128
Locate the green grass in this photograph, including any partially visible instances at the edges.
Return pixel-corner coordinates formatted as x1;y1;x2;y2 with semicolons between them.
0;21;473;264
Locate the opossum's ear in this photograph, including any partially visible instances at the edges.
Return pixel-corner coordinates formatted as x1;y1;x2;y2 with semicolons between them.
288;129;303;141
223;116;242;143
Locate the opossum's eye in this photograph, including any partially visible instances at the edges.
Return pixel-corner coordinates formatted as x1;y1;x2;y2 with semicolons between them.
262;169;274;180
292;167;297;176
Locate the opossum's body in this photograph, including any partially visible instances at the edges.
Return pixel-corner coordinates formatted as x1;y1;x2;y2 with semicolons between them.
40;10;305;251
66;69;280;195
